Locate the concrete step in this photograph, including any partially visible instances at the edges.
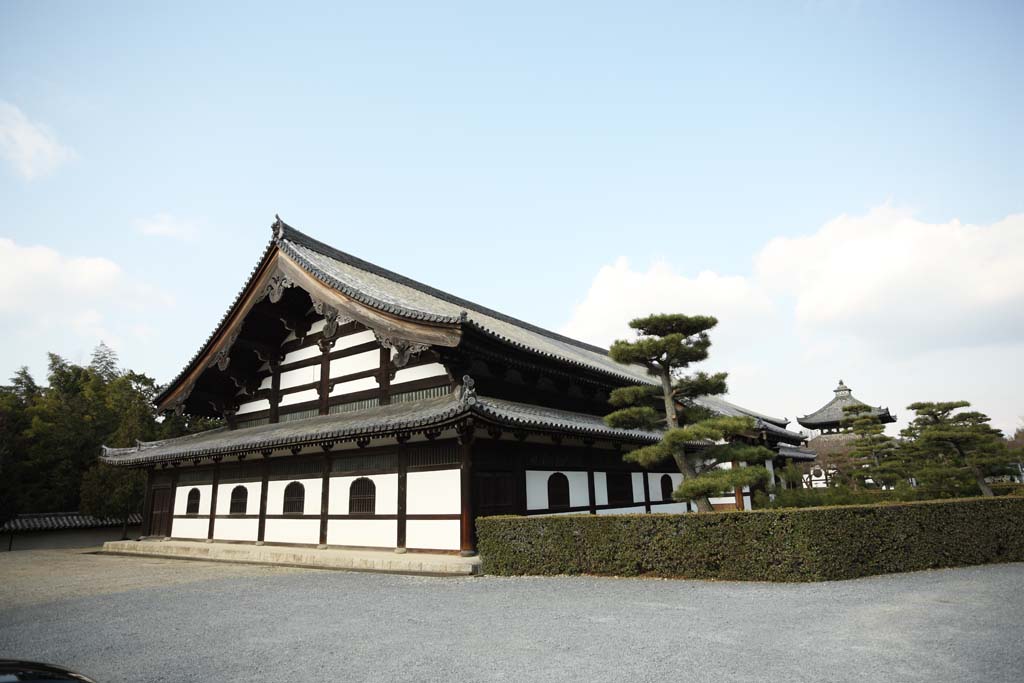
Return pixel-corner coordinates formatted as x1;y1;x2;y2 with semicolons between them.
101;539;480;576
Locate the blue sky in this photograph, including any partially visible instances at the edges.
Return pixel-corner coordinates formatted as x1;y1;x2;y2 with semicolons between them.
2;1;1022;433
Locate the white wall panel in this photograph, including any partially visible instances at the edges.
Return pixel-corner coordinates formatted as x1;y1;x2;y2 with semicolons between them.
280;365;318;390
407;470;460;514
328;350;378;379
648;473;683;502
326;519;396;548
525;470;589;510
328;474;398;515
174;484;212;515
280;388;319;407
631;472;646;503
392;363;447;385
652;502;689;514
596;505;647;515
593;472;608;506
171;518;208;539
265;478;322;516
406;519;459;550
282;345;322;365
329;376;378;396
308;319;326;335
213;518;259;542
263;518;320;544
237;398;270;415
335;330;376;350
215;482;261;515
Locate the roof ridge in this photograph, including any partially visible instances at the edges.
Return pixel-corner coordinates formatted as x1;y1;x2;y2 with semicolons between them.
277;220;613;357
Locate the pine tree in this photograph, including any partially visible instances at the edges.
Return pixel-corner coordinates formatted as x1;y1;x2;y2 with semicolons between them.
900;401;1015;497
841;404;898;488
604;314;773;512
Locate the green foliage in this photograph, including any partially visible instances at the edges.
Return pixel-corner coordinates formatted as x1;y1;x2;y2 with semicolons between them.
839;404;900;488
676;466;769;499
604;406;661;430
899;401;1016;496
80;463;145;538
0;345;221;514
477;497;1024;581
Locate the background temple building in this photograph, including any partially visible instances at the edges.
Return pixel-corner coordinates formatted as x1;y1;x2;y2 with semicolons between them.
103;218;815;554
798;380;895;488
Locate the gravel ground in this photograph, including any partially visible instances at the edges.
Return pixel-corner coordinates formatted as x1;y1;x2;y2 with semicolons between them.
0;550;1021;683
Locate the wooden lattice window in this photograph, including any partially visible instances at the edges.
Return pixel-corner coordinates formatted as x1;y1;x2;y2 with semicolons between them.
547;472;570;510
229;486;248;515
606;472;633;506
283;482;305;515
348;478;376;516
660;474;674;502
186;488;201;515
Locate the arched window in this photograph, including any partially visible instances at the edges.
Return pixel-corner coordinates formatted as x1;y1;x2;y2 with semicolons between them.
660;474;674;502
349;478;376;515
547;472;570;510
230;486;248;515
283;482;305;514
186;488;200;515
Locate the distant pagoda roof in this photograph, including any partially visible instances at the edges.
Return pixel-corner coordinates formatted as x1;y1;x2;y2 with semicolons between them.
797;380;895;430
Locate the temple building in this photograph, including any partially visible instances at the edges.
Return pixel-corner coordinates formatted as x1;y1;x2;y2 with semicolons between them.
102;218;814;555
798;380;895;487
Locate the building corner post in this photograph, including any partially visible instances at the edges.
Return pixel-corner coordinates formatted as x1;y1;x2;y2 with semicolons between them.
459;421;476;557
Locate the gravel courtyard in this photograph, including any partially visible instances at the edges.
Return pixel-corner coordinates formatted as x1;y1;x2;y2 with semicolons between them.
0;549;1021;683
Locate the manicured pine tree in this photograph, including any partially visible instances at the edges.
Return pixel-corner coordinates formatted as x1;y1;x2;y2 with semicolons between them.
900;401;1016;497
604;314;773;512
841;404;899;489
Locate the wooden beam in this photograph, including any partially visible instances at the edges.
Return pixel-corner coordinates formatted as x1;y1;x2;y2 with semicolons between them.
459;424;476;557
396;442;407;551
207;459;221;540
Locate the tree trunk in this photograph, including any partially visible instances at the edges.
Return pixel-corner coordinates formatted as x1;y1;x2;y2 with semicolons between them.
673;452;713;513
660;368;677;429
121;515;129;540
971;465;994;497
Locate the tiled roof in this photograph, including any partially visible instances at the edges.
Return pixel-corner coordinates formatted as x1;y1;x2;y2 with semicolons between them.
777;444;817;461
797;380;894;429
1;512;143;533
278;225;654;385
690;395;806;445
102;392;660;466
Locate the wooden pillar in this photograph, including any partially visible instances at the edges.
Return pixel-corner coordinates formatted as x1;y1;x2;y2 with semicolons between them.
396;441;407;550
257;451;271;544
459;424;476;556
515;448;527;516
207;458;221;541
585;441;597;515
318;338;335;416
379;347;392;406
319;449;332;546
642;471;652;513
269;361;281;424
141;468;154;536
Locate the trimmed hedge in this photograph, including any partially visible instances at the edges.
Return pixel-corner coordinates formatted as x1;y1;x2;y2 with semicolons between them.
477;497;1024;582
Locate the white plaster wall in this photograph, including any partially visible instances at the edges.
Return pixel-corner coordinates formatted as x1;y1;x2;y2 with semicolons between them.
648;473;683;502
326;519;396;548
631;472;645;503
330;376;379;397
213;518;259;542
171;518;208;539
280;388;319;407
592;472;608;506
328;474;398;515
308;319;326;335
406;519;460;550
525;470;589;510
237;398;270;415
596;505;647;516
265;478;322;516
215;482;261;515
263;518;320;544
652;502;689;514
335;330;375;350
407;469;460;515
174;484;212;515
282;345;322;365
393;363;447;384
280;365;318;391
328;350;378;379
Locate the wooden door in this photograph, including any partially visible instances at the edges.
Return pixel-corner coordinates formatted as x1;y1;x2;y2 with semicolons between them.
150;488;172;537
473;471;517;517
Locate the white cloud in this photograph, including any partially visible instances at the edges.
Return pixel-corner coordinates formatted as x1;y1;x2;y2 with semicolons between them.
560;205;1024;434
0;238;172;376
137;213;201;242
0;101;75;180
756;205;1024;354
